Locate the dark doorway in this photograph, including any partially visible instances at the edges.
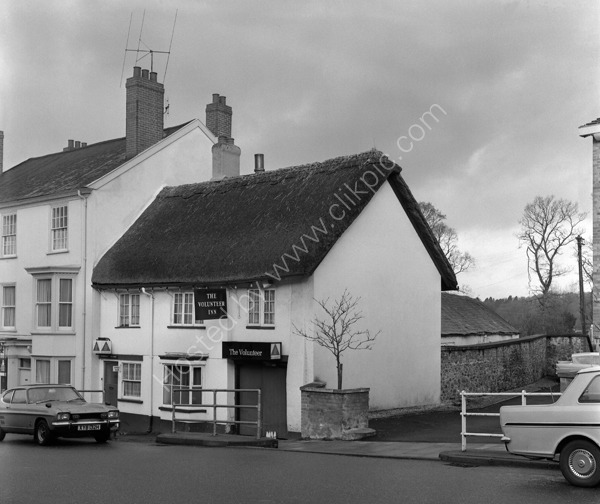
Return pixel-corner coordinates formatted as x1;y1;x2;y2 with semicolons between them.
103;360;118;406
237;361;287;437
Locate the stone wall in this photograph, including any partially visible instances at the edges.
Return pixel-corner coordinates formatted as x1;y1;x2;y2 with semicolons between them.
441;334;591;402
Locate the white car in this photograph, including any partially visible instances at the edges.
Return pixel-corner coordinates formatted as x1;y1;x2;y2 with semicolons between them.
500;366;600;487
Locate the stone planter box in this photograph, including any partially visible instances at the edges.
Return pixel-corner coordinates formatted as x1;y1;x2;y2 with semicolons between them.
300;384;374;440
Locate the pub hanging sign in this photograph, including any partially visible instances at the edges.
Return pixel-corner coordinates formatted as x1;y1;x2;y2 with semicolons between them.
194;288;228;320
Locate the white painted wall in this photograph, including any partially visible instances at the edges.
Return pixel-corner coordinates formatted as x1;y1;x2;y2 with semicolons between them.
96;280;312;432
0;196;85;387
313;181;443;410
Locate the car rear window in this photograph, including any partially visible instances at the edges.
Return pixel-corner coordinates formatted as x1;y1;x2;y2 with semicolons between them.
1;390;13;403
579;376;600;403
12;390;27;404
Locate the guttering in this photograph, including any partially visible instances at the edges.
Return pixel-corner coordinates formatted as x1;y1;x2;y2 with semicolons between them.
140;287;155;433
77;189;90;390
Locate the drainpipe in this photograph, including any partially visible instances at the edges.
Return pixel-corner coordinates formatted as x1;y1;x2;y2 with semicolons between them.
77;189;89;390
141;287;154;433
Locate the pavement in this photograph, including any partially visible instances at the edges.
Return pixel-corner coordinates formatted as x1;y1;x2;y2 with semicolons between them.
118;378;561;471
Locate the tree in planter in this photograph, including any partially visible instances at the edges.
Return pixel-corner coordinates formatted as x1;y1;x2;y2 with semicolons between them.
293;289;379;389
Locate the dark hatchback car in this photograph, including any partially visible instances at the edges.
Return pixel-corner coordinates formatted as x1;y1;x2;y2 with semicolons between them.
0;384;119;445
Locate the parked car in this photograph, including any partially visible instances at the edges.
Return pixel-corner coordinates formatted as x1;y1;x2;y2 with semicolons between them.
0;384;119;445
500;366;600;487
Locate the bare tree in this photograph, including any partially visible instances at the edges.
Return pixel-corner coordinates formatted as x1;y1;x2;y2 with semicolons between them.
517;195;586;295
293;290;379;389
419;202;475;275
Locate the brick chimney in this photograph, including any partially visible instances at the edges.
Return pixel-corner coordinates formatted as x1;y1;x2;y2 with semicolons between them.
579;118;600;345
126;66;165;159
0;131;3;172
206;94;240;179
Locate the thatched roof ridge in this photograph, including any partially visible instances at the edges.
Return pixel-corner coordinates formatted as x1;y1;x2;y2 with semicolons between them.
92;150;458;290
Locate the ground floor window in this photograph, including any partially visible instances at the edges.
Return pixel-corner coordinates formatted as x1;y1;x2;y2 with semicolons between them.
34;357;72;384
121;362;142;398
162;364;202;405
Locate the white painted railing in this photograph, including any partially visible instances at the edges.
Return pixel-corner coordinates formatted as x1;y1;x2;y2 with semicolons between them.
460;390;560;451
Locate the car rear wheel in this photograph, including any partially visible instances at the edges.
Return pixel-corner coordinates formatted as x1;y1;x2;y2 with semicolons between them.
560;440;600;487
34;420;53;446
94;431;110;443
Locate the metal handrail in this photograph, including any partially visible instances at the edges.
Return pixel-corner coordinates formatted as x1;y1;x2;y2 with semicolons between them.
79;389;106;404
460;390;561;451
170;387;262;439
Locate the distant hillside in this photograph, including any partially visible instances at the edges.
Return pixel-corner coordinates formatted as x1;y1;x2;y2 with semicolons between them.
482;292;592;336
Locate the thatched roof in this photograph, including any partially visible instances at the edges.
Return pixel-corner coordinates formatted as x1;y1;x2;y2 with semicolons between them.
441;293;518;336
92;150;458;290
0;124;188;204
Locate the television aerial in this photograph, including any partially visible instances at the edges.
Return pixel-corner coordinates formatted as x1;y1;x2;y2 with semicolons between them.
120;9;178;87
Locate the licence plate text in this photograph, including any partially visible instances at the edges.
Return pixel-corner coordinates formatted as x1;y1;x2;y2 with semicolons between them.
77;424;101;431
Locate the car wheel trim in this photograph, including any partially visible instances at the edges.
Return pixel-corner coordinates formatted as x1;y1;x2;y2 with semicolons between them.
568;449;597;479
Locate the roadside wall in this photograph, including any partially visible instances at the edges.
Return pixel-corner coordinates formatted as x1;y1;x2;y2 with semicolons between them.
441;334;590;402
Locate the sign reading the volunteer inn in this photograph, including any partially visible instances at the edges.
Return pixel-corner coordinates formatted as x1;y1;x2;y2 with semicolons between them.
194;288;228;320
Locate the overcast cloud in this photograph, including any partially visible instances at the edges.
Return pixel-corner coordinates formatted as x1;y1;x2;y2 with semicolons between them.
1;0;597;299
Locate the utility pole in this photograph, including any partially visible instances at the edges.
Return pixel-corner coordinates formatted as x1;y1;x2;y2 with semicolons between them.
576;235;588;340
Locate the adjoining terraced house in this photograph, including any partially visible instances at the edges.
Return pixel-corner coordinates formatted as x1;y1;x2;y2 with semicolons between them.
0;66;240;395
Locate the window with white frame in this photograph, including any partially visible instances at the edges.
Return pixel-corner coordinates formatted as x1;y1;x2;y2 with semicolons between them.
118;293;140;327
172;291;203;326
51;205;68;251
34;275;74;331
121;362;142;398
2;285;15;329
248;289;275;326
2;214;16;257
34;358;72;384
162;364;202;405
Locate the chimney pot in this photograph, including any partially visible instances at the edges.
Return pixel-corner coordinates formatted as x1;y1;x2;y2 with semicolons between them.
133;66;141;77
75;141;81;149
68;139;74;149
254;154;265;173
142;69;149;79
82;142;87;148
150;71;157;82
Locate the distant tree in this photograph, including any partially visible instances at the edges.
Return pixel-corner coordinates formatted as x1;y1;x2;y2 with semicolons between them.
293;290;379;389
419;202;475;275
517;195;586;295
580;236;593;289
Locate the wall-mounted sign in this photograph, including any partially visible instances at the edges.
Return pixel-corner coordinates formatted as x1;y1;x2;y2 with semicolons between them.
195;288;228;320
222;342;282;361
92;338;112;355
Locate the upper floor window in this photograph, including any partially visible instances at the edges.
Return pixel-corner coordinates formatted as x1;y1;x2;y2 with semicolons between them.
119;293;140;327
2;214;16;257
35;276;74;331
248;289;275;326
1;285;15;329
51;205;68;251
172;292;203;326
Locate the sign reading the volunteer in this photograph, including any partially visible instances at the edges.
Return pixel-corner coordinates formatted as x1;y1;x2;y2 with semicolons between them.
222;342;282;361
195;288;228;320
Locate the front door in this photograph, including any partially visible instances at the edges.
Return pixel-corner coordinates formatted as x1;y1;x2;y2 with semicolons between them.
103;360;118;406
237;361;287;437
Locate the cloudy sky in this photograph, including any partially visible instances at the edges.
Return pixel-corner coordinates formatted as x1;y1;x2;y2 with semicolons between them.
1;0;597;299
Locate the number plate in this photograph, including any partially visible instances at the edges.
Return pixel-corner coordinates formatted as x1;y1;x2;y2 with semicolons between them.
77;424;101;431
